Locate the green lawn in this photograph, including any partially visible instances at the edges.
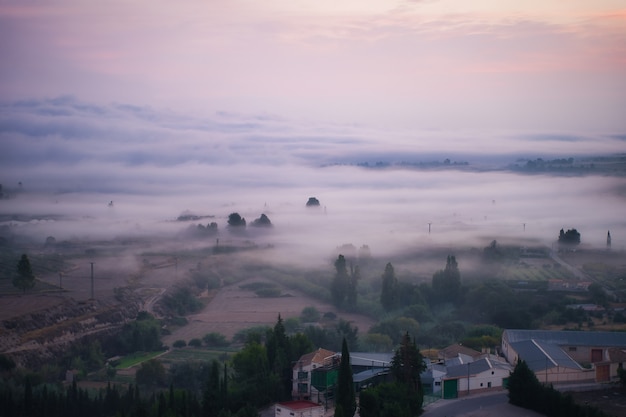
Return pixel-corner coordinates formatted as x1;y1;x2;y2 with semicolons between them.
161;348;236;363
115;351;166;369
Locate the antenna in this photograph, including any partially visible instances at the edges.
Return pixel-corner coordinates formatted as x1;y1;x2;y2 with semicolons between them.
90;262;94;300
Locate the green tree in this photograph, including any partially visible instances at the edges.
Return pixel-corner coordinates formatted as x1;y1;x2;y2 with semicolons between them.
390;332;425;399
266;315;292;401
358;389;379;417
136;359;166;388
380;263;397;311
507;359;541;408
300;306;321;323
231;340;273;407
203;360;222;417
335;338;356;417
558;228;580;246
431;255;461;303
346;264;360;310
14;254;35;293
227;212;246;228
331;255;349;307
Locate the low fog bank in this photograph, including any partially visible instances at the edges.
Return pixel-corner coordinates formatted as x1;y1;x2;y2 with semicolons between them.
2;97;625;264
2;167;624;267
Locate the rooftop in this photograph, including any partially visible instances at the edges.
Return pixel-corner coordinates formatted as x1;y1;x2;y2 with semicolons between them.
504;329;626;347
277;400;322;411
509;339;582;372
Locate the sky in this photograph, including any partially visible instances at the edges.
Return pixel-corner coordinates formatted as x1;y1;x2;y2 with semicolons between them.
1;1;625;260
1;0;625;130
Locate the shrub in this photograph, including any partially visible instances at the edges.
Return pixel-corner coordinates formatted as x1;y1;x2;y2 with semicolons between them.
173;340;187;348
203;332;230;347
300;306;321;323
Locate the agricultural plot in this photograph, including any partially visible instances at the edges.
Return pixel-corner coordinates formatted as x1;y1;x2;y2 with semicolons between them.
501;261;574;282
161;347;234;364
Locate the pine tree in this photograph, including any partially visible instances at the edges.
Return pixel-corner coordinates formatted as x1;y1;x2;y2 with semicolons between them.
14;254;35;293
390;332;425;396
507;359;541;408
335;338;356;417
266;314;292;401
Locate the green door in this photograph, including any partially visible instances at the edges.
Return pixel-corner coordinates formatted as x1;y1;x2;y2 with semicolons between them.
443;379;458;399
502;377;509;389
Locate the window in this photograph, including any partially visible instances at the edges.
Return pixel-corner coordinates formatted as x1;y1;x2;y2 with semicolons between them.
569;346;577;352
298;383;308;393
435;381;441;386
491;371;494;375
480;383;483;387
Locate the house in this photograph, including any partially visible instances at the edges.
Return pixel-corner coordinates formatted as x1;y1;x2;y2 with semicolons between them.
502;329;626;384
275;400;324;417
440;357;511;399
292;348;337;401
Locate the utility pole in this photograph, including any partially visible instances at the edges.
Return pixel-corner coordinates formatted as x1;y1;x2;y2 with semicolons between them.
59;272;63;291
90;262;94;300
428;222;432;234
467;362;470;396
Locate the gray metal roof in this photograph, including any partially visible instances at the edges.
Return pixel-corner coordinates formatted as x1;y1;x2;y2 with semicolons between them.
504;329;626;347
350;352;393;368
353;368;390;383
445;358;493;379
509;339;582;372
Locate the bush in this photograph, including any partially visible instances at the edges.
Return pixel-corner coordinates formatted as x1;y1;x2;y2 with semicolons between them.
300;306;321;323
173;340;187;348
136;359;166;388
189;338;202;347
203;332;230;347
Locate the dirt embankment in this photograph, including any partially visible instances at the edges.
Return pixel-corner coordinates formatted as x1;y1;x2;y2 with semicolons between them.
0;292;142;369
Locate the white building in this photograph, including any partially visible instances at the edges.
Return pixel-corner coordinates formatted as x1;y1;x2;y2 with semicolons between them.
441;357;512;399
292;348;337;400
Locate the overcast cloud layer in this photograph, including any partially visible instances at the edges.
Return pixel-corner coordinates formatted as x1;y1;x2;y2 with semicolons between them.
1;1;625;129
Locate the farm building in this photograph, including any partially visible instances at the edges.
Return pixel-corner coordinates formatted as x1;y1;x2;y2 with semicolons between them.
502;329;626;384
292;348;337;401
440;357;512;399
275;400;324;417
293;348;394;403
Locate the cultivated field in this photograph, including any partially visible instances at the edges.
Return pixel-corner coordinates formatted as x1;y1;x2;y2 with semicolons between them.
161;277;376;347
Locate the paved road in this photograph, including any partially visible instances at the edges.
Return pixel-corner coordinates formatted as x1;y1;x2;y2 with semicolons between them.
422;392;544;417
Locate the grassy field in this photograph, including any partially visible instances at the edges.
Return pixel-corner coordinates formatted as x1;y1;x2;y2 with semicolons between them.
114;351;166;369
501;262;574;282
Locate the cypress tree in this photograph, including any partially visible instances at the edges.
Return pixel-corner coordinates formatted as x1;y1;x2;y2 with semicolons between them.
335;338;356;417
